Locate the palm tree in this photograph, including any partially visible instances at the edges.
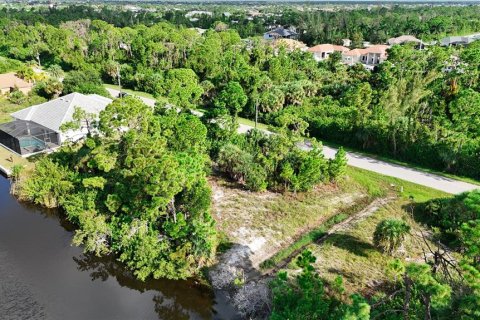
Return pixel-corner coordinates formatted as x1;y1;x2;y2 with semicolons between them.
373;219;411;255
47;64;65;79
16;66;36;83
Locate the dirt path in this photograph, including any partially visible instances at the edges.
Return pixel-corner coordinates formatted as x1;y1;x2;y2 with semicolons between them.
259;196;395;279
210;196;394;318
316;196;396;242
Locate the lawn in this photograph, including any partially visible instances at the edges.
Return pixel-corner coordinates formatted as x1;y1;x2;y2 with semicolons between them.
0;145;34;176
237;117;270;131
104;84;156;100
0;95;46;124
210;175;369;269
268;166;453;295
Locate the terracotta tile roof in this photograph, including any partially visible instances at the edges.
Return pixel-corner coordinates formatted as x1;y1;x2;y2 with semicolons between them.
343;48;367;56
363;45;390;54
308;44;349;53
0;72;32;89
343;45;390;56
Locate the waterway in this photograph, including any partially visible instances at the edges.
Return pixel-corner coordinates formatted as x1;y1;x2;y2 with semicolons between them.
0;175;237;320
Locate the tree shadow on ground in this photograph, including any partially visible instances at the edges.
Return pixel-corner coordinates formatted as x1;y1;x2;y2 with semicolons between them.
326;233;376;257
327;267;360;282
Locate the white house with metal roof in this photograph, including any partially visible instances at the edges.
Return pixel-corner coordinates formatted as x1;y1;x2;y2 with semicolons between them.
441;33;480;46
10;92;112;146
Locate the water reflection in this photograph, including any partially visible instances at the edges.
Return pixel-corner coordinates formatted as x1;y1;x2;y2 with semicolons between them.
0;176;236;320
73;253;214;319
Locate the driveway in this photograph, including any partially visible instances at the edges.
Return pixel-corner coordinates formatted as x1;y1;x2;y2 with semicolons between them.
106;87;479;194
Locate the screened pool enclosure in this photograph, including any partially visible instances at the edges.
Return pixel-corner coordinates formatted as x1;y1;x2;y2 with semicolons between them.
0;120;59;155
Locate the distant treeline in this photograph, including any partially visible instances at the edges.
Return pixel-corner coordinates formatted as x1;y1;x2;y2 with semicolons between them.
2;5;480;43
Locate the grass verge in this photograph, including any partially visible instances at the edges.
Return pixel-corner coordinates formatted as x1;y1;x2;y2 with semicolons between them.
259;198;369;270
237;117;270;131
0;95;46;124
257;166;449;275
321;140;480;186
104;84;156;100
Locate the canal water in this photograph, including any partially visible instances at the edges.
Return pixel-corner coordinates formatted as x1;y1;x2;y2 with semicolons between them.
0;175;237;320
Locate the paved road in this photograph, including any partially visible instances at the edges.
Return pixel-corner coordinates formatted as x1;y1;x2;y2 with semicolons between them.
106;88;479;195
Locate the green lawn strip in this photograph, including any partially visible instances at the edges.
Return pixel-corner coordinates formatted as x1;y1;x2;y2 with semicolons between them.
0;95;47;124
0;145;35;175
259;198;369;271
345;166;448;203
237;116;270;131
321;140;480;186
259;166;449;273
103;83;156;100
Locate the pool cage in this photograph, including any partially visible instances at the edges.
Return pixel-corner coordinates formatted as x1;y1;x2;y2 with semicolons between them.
0;120;59;155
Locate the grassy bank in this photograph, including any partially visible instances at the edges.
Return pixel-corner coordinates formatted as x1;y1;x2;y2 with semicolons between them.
257;166;447;272
265;166;452;295
237;117;270;131
259;197;371;270
104;84;156;99
0;95;46;124
322;140;480;186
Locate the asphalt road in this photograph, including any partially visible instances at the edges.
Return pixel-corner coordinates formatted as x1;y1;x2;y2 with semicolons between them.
106;88;479;195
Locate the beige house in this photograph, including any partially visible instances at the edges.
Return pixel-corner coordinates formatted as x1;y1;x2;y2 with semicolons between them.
342;49;367;65
308;44;349;61
0;72;33;95
342;45;390;67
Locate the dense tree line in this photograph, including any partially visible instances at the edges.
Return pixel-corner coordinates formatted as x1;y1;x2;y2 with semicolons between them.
1;12;479;177
20;98;217;281
215;130;345;192
3;5;480;45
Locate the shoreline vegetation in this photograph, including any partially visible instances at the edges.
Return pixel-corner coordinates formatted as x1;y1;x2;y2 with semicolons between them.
1;3;480;319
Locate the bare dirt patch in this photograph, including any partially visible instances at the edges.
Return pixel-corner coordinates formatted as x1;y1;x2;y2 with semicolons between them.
208;176;370;318
210;177;364;272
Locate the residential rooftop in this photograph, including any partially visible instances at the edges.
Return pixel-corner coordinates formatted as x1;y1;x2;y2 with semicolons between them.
11;93;112;132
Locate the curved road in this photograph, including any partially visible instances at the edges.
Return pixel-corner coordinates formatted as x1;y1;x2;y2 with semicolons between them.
106;88;478;195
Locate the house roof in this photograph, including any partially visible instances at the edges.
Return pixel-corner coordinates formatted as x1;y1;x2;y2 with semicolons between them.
387;35;421;45
342;45;390;57
0;72;32;89
308;44;349;53
441;33;480;46
265;27;297;37
272;38;307;51
11;92;112;132
343;48;367;56
364;45;390;54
